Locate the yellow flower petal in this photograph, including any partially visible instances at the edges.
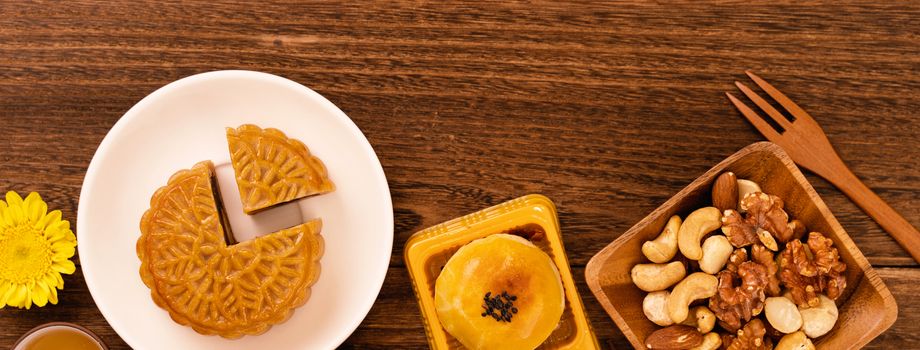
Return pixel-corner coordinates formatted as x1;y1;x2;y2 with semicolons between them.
45;226;75;246
45;229;67;243
52;250;76;262
6;208;22;226
36;209;61;232
53;271;64;289
32;280;49;307
47;288;58;305
0;201;9;229
42;273;58;286
52;260;76;275
0;281;12;307
50;221;72;238
51;242;76;259
10;284;28;308
1;291;14;308
5;192;25;225
24;192;47;224
4;191;22;206
46;224;71;241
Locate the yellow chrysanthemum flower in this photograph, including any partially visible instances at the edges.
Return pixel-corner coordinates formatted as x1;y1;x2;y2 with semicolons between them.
0;192;76;309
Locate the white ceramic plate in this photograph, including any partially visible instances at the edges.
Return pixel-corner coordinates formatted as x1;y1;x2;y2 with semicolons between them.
77;70;393;349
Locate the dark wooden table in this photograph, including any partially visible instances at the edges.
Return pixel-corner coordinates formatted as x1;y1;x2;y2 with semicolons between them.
1;2;917;349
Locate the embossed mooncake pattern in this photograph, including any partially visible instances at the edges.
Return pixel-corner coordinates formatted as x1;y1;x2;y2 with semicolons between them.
227;124;335;214
137;161;324;338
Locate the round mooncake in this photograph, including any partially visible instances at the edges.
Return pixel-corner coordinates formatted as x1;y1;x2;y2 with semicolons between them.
137;161;323;338
434;234;565;350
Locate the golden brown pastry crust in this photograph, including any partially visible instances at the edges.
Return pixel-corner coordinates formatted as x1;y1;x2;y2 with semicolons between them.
137;161;323;338
227;124;335;214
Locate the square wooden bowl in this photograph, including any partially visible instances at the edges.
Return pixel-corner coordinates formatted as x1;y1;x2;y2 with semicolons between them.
585;142;897;349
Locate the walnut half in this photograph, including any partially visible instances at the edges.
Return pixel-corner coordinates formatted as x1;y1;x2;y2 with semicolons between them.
721;192;796;248
751;244;781;297
724;319;773;350
708;249;769;332
778;232;847;307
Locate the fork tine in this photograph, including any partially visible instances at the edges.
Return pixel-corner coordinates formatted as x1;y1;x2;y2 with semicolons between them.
726;92;782;141
745;71;815;123
734;81;792;129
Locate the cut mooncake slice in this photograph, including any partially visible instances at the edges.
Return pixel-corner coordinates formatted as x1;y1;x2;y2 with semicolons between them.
434;234;565;350
226;124;335;214
137;161;324;339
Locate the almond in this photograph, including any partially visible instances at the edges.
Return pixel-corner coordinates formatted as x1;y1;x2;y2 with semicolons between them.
645;325;704;350
711;172;739;211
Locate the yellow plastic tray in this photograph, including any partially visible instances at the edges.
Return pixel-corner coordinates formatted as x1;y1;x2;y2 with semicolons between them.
404;194;599;349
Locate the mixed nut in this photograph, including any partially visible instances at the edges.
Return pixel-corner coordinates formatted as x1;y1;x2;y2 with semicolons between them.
634;172;848;350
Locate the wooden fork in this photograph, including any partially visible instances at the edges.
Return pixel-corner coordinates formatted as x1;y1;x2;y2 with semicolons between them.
727;71;920;263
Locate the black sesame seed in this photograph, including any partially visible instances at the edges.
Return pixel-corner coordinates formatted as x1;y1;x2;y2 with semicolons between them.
481;291;518;323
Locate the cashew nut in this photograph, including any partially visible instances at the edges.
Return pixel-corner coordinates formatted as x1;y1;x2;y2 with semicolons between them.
643;215;682;263
798;294;838;338
681;306;716;333
765;296;803;333
689;332;722;350
667;272;718;323
631;261;686;292
736;179;761;212
699;235;732;274
677;207;722;260
643;291;674;326
775;331;815;350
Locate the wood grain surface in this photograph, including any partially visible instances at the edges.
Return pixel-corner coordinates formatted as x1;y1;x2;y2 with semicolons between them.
0;1;917;349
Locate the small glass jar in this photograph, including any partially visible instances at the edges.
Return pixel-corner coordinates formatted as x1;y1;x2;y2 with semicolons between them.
12;322;107;350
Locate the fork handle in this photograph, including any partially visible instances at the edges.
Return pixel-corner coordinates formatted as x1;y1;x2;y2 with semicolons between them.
826;164;920;263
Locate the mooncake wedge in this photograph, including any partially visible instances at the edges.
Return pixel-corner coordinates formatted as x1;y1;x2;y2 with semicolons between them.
137;161;324;338
227;124;335;214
